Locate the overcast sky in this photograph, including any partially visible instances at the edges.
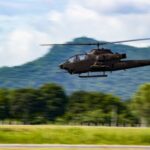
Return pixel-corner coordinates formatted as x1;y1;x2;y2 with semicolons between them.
0;0;150;67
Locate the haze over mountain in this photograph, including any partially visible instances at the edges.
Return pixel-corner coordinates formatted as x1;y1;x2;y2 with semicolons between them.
0;37;150;99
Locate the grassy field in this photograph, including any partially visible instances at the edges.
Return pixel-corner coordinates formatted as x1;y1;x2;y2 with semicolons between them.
0;125;150;145
0;148;147;150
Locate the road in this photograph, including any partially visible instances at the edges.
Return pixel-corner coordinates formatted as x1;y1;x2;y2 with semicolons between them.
0;144;149;149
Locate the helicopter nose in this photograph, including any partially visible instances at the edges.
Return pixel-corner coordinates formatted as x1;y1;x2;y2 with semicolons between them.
59;63;64;69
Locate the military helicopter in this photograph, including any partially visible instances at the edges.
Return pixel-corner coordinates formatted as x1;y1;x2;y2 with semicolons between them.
42;38;150;78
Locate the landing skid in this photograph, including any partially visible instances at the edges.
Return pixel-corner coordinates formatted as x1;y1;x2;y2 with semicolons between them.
79;74;107;78
79;75;108;78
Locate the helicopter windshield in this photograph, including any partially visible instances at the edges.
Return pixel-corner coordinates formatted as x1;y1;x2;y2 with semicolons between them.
67;54;87;63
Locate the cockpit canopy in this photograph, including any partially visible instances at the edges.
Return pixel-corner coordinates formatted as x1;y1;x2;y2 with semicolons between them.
67;54;87;63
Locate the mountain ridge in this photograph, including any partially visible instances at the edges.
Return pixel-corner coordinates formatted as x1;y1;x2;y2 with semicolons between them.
0;37;150;99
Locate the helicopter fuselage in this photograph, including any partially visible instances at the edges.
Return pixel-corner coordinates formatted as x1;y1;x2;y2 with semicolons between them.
42;38;150;78
59;49;150;77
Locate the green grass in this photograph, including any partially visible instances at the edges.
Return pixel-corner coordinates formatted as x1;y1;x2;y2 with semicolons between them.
0;148;147;150
0;125;150;145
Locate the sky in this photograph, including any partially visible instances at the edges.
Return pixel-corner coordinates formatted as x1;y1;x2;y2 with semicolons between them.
0;0;150;67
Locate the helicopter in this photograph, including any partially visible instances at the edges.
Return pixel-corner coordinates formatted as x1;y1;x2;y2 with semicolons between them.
42;38;150;78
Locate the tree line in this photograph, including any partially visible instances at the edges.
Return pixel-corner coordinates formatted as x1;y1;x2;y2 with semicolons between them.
0;83;149;126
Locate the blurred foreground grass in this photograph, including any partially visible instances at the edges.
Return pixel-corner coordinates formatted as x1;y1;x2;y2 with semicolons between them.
0;148;147;150
0;125;150;145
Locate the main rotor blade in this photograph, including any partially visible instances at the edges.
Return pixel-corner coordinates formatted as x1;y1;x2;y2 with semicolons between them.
40;43;104;46
109;38;150;45
41;38;150;46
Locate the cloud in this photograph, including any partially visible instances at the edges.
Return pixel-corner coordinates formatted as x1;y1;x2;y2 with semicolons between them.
46;0;150;46
71;0;150;14
0;0;53;15
0;27;50;66
0;0;150;67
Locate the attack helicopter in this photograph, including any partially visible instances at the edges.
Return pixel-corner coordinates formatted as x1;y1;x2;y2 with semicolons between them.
42;38;150;78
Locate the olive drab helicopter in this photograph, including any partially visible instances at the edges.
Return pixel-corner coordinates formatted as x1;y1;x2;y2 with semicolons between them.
42;38;150;78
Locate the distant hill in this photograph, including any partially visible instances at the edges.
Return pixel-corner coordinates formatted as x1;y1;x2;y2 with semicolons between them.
0;37;150;99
